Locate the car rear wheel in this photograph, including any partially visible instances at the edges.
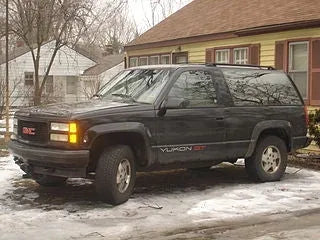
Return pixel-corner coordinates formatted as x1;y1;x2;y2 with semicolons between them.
95;145;136;205
34;174;67;187
245;136;287;182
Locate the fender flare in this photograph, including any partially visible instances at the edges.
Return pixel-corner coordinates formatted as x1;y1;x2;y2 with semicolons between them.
86;122;154;166
245;120;292;158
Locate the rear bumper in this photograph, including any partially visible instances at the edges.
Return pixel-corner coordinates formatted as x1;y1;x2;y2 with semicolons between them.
292;136;312;151
8;140;90;178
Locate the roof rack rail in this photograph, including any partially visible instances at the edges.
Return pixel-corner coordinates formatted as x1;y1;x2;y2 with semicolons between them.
205;63;275;70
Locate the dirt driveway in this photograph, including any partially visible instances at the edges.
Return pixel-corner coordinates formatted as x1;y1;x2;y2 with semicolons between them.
1;155;320;239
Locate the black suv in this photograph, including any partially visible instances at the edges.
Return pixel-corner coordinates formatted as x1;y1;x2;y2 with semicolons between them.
9;64;310;205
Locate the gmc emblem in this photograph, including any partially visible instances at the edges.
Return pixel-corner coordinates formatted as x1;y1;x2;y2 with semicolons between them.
22;127;36;136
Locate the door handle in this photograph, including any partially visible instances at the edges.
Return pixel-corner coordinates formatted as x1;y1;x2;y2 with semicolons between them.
216;117;224;121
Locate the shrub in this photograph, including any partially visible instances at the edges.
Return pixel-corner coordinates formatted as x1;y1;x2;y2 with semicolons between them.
309;109;320;147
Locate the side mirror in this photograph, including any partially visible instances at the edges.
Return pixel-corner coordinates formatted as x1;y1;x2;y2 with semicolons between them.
165;97;190;109
158;97;190;117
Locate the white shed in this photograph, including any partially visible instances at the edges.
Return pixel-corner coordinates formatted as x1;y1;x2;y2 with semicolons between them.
0;41;97;107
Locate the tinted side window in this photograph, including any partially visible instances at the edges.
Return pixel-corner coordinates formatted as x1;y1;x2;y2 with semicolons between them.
168;70;217;108
222;68;302;106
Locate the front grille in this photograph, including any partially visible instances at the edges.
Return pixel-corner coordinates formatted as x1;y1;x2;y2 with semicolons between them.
18;120;48;143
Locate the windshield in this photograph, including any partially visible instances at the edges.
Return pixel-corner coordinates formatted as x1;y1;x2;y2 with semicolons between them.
97;69;170;104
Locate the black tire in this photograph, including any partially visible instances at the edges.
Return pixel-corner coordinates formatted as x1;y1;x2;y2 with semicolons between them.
34;174;67;187
95;145;136;205
245;136;287;182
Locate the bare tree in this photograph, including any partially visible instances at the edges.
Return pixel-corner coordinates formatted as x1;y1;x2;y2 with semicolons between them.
5;0;126;106
99;11;138;54
80;3;138;55
138;0;192;29
0;74;23;119
80;76;102;100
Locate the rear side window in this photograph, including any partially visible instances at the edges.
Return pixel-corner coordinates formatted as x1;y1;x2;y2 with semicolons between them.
222;68;302;106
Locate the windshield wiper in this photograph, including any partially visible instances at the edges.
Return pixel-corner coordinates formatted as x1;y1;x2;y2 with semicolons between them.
111;93;136;102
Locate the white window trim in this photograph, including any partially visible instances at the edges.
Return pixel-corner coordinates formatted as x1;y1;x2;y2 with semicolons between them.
288;41;309;72
149;55;159;65
160;54;171;64
129;57;138;67
139;56;148;66
215;49;230;64
24;72;34;86
233;47;248;64
288;41;309;99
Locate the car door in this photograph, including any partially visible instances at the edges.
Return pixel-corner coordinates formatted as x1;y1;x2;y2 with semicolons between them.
155;68;226;164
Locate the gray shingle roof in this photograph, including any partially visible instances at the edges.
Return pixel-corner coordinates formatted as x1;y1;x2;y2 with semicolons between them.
83;54;124;76
0;41;100;65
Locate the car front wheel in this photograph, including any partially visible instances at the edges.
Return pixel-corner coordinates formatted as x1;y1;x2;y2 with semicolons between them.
95;145;136;205
245;136;287;182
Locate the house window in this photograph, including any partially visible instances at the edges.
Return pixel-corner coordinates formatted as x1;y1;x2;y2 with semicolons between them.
66;76;78;95
129;57;138;67
149;56;159;65
234;48;248;64
173;52;188;64
288;42;309;99
215;49;230;64
161;55;170;64
128;54;171;67
24;72;34;86
139;57;148;66
45;76;54;94
212;46;252;65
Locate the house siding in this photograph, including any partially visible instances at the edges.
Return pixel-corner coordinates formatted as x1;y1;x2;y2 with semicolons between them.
126;28;320;67
0;41;96;106
126;27;320;107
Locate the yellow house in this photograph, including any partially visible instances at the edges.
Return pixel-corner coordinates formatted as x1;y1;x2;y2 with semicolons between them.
125;0;320;108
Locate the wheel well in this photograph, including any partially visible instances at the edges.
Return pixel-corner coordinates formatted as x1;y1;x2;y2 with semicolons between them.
89;132;148;171
258;128;291;151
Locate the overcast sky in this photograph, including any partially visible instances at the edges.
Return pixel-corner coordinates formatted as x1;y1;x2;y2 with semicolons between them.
127;0;192;33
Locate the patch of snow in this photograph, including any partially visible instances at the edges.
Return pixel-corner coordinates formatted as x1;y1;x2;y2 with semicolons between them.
253;227;320;240
0;118;14;132
0;155;320;239
0;156;22;198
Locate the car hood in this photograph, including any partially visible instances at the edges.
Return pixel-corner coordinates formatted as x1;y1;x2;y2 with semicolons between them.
15;100;151;119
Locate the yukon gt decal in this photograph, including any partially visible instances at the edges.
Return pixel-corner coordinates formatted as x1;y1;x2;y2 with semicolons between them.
160;145;207;153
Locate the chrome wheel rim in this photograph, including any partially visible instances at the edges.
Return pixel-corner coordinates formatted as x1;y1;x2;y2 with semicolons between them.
116;159;131;193
261;146;281;174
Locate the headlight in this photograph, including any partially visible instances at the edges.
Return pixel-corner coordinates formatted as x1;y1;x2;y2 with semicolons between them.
50;122;78;144
51;123;69;132
50;133;68;142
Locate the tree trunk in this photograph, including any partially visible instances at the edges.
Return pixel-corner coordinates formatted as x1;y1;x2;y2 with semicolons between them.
33;47;41;106
33;90;41;106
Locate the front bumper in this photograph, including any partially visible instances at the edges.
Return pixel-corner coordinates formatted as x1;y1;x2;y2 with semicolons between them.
8;140;90;178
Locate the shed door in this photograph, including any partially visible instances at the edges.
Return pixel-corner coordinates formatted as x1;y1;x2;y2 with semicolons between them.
66;76;79;102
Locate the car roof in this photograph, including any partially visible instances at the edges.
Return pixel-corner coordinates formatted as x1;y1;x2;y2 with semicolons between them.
127;63;275;71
